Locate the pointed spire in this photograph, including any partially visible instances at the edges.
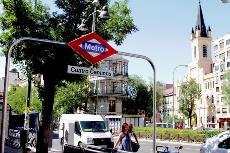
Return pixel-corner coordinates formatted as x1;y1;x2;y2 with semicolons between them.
196;1;207;37
192;27;194;34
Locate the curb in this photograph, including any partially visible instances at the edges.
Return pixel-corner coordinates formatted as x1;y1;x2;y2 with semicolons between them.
114;136;202;147
140;138;202;147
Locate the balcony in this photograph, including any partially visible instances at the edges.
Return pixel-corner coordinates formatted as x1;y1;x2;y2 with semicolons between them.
89;88;128;97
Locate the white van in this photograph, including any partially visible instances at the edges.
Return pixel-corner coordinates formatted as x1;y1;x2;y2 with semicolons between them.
59;114;114;148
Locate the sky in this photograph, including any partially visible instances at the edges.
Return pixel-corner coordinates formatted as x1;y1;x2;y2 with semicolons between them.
1;0;230;84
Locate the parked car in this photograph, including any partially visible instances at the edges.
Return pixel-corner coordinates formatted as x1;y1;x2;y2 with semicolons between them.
146;122;173;128
204;127;216;131
200;130;230;153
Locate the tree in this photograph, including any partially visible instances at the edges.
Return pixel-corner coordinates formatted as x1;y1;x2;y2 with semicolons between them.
223;72;230;106
123;75;149;115
53;80;89;119
178;79;201;128
123;75;163;117
8;85;42;114
0;0;137;152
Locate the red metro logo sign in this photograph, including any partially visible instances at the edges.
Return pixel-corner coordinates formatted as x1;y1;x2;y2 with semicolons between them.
68;32;118;65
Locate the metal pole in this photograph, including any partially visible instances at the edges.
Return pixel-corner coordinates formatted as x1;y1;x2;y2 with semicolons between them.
92;6;96;32
0;37;66;153
172;69;175;129
172;65;188;129
24;79;31;131
117;51;156;153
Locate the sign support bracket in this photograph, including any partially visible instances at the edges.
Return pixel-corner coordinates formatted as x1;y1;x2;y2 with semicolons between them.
117;51;156;153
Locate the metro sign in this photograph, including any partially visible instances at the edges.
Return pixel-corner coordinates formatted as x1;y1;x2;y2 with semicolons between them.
68;32;118;65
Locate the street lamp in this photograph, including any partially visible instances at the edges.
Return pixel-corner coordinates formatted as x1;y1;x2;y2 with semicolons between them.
172;65;188;129
79;0;110;115
78;0;110;32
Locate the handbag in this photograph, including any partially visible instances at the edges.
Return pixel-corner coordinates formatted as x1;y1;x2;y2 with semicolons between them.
131;141;140;152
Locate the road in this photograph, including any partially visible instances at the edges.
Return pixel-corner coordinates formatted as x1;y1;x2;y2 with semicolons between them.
138;139;201;153
51;132;201;153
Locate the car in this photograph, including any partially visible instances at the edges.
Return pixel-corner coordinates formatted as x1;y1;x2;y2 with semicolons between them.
146;122;173;128
200;130;230;153
204;127;216;131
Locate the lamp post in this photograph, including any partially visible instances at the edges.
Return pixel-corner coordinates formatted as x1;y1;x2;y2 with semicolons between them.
172;65;188;129
78;0;110;33
79;0;110;115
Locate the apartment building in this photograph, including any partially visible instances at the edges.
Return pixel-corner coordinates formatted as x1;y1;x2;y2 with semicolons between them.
164;2;230;129
212;34;230;128
87;55;129;131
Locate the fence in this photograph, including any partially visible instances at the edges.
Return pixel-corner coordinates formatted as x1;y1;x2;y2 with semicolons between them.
64;144;133;153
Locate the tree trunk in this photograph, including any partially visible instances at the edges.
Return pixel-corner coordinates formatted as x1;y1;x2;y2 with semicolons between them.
189;115;192;128
36;78;55;153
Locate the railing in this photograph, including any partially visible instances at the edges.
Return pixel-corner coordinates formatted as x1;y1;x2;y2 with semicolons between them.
64;144;132;153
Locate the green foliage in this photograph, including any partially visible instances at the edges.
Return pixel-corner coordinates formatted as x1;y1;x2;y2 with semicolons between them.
123;75;163;117
8;85;42;114
223;72;230;106
178;79;201;127
0;0;137;151
134;127;224;142
53;80;89;119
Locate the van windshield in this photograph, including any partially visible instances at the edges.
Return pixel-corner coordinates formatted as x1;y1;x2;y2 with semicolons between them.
80;121;108;132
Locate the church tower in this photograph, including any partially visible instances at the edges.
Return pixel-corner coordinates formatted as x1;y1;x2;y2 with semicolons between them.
190;2;212;76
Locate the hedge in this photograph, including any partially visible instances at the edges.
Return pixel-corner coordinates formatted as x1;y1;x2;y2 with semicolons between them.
134;127;224;143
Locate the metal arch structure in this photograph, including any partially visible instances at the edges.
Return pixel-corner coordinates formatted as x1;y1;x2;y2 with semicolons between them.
0;37;156;153
0;37;66;153
117;51;156;153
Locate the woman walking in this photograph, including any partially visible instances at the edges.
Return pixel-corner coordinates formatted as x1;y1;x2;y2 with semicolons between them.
113;123;132;151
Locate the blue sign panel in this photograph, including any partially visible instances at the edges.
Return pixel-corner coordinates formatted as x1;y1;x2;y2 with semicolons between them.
82;41;106;54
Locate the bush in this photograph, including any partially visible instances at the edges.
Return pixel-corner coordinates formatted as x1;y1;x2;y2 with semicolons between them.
134;127;224;143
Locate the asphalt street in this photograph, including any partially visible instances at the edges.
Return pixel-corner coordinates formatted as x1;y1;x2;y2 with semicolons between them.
4;131;202;153
51;136;202;153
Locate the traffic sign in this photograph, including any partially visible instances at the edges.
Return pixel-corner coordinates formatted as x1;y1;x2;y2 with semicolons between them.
67;65;113;78
68;32;118;64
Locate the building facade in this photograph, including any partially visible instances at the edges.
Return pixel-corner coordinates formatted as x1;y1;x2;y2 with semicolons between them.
87;55;129;131
165;2;230;129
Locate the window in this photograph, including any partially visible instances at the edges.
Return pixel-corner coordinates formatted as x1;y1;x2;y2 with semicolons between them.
194;46;196;58
214;45;218;51
113;62;122;75
216;76;219;84
211;95;214;103
227;50;230;58
220;64;225;72
227;62;230;68
215;65;219;71
220;39;224;49
218;137;230;149
216;87;220;92
109;100;116;112
203;45;207;57
220;75;225;80
221;97;225;103
226;39;230;45
219;53;225;60
222;108;227;113
217;108;220;113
